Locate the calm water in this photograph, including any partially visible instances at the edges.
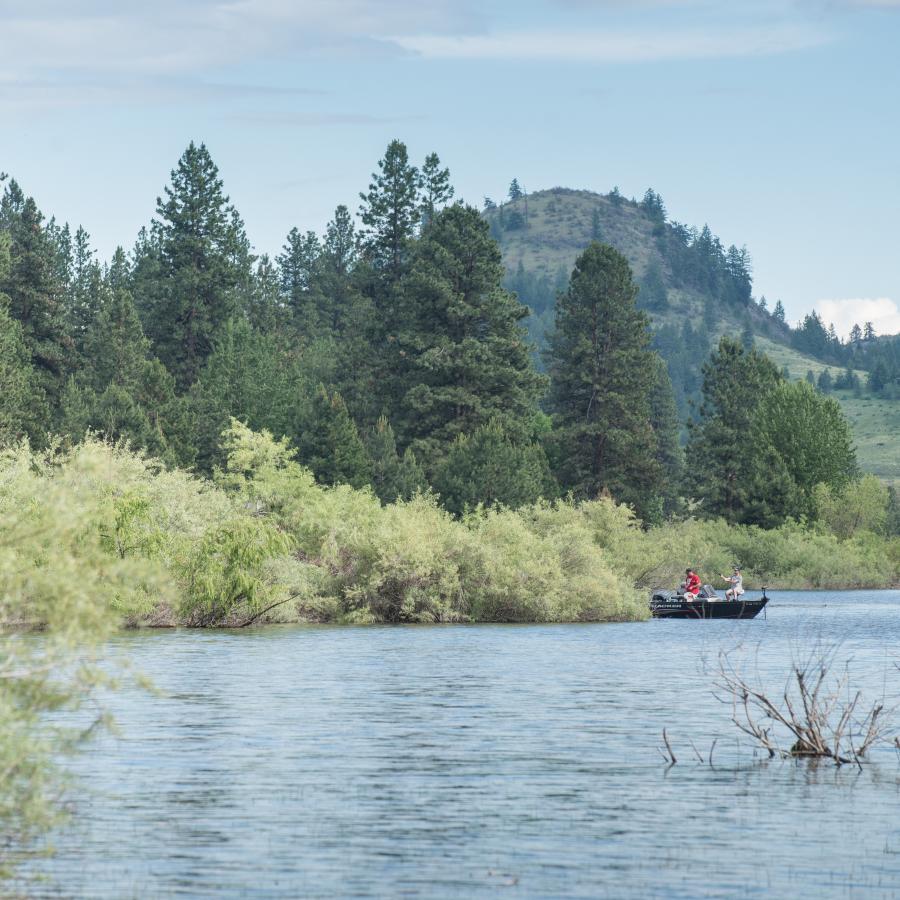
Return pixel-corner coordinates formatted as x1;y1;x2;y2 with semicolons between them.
23;591;900;898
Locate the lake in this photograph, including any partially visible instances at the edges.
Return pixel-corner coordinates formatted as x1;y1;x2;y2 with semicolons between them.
23;590;900;898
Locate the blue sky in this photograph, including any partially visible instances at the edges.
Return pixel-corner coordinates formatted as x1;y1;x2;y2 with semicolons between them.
3;0;899;335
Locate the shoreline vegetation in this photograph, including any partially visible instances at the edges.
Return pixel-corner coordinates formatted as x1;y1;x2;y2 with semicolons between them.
3;422;898;635
2;140;899;874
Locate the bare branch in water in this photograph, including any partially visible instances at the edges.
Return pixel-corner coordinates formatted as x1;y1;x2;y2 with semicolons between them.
715;644;897;767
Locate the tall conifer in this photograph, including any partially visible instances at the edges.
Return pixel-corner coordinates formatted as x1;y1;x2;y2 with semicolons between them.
138;142;251;389
545;242;662;514
358;139;420;285
388;204;546;466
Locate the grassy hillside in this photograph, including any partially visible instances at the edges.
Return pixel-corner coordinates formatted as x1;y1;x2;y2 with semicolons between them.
486;188;899;484
486;187;777;335
488;188;658;280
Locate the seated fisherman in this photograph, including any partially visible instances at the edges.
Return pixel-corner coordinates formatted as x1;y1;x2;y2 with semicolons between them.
720;566;744;600
683;568;702;599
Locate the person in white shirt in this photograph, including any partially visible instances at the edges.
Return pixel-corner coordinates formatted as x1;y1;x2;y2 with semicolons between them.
720;566;744;601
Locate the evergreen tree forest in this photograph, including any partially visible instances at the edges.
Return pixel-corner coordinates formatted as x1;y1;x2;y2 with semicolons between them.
0;147;895;532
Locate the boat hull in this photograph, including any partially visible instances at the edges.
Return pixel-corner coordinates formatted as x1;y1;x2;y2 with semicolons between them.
650;596;768;620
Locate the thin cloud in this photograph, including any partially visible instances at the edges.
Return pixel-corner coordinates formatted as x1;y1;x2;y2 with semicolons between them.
228;111;427;126
0;1;481;77
391;24;832;62
816;298;900;338
0;76;325;112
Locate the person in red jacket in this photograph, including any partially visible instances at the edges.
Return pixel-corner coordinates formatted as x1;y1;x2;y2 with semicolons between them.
684;568;702;599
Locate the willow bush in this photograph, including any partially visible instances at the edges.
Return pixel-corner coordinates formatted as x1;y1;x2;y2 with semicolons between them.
2;425;898;872
2;424;898;639
0;441;163;874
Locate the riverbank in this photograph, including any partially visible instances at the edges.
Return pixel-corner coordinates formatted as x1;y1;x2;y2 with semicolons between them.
2;424;897;631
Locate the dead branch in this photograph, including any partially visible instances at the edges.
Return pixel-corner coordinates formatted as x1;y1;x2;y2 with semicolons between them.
237;592;302;628
661;728;677;765
715;645;896;766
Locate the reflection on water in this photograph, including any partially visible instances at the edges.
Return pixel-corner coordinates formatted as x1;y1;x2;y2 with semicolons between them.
22;591;900;897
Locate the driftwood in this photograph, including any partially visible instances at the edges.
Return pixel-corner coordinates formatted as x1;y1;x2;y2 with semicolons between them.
714;644;894;769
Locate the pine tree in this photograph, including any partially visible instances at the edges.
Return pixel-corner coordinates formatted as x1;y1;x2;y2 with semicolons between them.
419;153;454;226
432;420;555;516
590;208;603;241
358;139;420;285
0;296;49;445
1;192;72;407
773;299;786;324
137;142;251;389
609;186;622;207
366;415;426;503
60;285;189;462
277;227;322;333
868;360;890;394
387;204;546;467
638;261;667;310
248;254;283;336
67;225;103;354
817;368;833;393
640;188;666;223
545;242;662;514
80;286;151;391
318;205;360;336
508;178;523;202
295;386;372;488
864;321;876;341
188;318;299;472
849;323;863;345
106;246;131;291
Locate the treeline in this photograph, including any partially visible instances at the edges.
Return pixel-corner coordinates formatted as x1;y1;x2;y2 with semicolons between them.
0;142;896;532
793;313;900;397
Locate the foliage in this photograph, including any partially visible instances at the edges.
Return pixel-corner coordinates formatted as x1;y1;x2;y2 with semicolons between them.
295;386;372;489
546;242;662;516
387;203;546;467
754;380;857;518
365;416;426;504
686;337;796;527
0;303;48;445
431;420;556;515
133;141;251;389
0;187;71;407
814;475;890;539
358;139;420;283
0;441;165;872
187;317;302;472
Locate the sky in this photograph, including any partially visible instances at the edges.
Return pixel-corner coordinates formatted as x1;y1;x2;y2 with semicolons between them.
2;0;899;335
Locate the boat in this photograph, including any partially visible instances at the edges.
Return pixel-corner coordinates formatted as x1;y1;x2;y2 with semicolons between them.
649;584;769;619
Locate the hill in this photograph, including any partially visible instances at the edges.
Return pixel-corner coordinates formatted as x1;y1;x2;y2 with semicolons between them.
485;187;899;484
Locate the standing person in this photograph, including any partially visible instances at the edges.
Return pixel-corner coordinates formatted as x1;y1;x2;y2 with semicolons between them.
684;568;702;599
720;566;744;601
